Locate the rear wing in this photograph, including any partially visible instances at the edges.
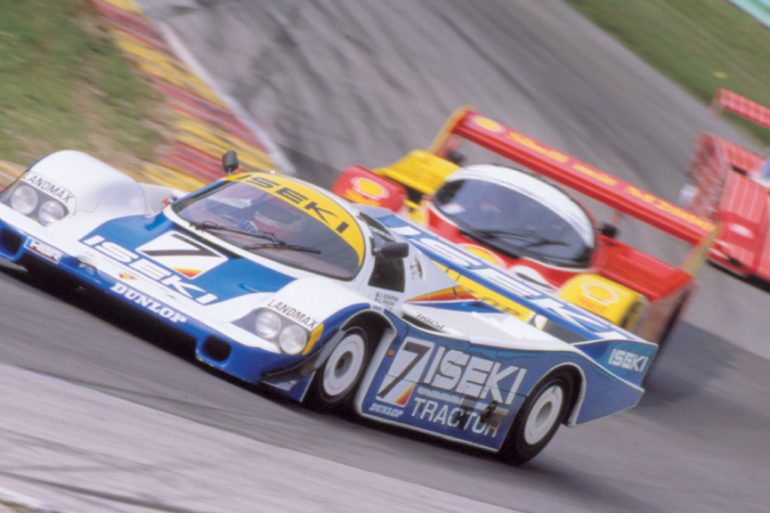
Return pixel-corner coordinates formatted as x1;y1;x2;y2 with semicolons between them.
429;107;717;250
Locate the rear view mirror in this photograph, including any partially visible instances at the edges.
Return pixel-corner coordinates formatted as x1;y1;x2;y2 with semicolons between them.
599;222;618;239
222;150;239;175
376;241;410;259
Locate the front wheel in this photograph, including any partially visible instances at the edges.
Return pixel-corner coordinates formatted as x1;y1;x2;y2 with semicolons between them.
311;327;371;410
501;372;573;465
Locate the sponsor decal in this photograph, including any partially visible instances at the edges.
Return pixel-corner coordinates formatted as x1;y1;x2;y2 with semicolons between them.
374;291;398;308
472;116;505;134
82;235;218;305
351;176;389;200
230;173;365;262
607;348;648;372
414;312;445;332
624;185;715;232
25;238;62;264
409;396;503;438
138;231;227;279
111;283;187;323
377;340;527;408
20;173;75;207
371;339;524;440
580;281;618;306
266;299;319;330
368;403;403;418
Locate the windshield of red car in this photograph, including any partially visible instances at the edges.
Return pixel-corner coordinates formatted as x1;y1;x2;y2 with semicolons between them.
434;179;594;267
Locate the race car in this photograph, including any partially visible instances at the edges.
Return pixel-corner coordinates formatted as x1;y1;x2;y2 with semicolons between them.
0;150;656;464
333;108;717;346
680;89;770;283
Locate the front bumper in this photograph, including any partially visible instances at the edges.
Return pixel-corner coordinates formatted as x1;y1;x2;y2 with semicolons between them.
0;218;315;399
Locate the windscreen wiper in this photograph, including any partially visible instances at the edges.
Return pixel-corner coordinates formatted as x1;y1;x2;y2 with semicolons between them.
245;242;322;254
187;220;276;242
465;228;567;249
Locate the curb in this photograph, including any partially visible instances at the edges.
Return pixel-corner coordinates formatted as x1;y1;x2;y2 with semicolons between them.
89;0;290;190
0;161;22;186
2;0;289;191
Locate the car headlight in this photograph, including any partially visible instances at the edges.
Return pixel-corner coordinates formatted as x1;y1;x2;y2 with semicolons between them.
38;200;67;226
254;309;282;339
278;324;308;355
10;185;38;215
239;308;312;355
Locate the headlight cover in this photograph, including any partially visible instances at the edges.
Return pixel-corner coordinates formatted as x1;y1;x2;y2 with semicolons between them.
2;180;70;226
254;309;282;339
9;185;38;215
38;200;67;226
278;324;308;355
240;308;311;355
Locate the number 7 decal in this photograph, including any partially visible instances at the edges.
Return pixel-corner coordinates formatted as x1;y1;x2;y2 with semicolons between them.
377;340;434;406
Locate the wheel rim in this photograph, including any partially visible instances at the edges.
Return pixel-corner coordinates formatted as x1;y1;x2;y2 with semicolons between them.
322;332;366;399
523;383;564;445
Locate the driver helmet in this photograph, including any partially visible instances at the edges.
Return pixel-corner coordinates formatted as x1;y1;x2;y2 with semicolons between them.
244;196;308;238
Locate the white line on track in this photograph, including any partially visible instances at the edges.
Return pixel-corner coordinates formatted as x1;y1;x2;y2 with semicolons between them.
0;487;66;513
155;22;296;176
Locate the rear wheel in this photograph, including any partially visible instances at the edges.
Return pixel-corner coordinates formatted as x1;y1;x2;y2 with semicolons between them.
501;372;573;465
311;327;371;410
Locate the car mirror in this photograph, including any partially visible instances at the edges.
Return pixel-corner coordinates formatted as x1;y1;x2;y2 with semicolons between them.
375;241;410;259
222;150;239;175
598;222;618;239
447;150;466;165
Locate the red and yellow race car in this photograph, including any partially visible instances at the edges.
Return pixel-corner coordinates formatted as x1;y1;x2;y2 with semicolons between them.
333;108;717;346
681;89;770;283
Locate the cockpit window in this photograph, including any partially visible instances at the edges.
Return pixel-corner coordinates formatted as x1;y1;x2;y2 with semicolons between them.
434;179;594;267
172;179;363;280
359;213;405;291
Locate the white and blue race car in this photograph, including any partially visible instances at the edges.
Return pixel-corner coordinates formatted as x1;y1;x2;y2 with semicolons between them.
0;150;657;464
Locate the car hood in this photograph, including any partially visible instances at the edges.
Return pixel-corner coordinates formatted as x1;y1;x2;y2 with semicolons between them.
83;213;297;303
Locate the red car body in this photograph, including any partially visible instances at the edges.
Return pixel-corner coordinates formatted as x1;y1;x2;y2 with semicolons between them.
334;109;716;344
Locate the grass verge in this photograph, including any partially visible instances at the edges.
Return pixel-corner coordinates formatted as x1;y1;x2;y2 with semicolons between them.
0;0;165;166
566;0;770;143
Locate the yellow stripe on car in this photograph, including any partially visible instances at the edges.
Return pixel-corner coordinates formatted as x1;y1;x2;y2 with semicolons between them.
556;274;646;330
231;173;366;263
435;263;534;322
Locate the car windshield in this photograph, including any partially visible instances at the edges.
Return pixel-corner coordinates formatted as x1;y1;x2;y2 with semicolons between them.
172;178;364;280
434;179;594;267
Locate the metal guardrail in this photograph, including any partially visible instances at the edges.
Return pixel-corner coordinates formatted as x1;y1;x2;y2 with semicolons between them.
728;0;770;29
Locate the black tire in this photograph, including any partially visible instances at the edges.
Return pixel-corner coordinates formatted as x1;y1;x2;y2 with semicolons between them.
501;372;574;465
311;327;371;411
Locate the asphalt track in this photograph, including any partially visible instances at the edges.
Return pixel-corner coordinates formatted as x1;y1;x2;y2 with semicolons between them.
1;1;769;512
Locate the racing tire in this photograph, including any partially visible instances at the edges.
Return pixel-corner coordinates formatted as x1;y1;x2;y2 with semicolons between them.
501;372;573;465
311;327;371;411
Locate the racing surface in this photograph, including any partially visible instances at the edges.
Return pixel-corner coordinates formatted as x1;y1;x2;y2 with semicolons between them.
2;1;769;512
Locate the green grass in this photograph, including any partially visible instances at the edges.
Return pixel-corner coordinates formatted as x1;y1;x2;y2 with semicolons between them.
567;0;770;143
0;0;163;165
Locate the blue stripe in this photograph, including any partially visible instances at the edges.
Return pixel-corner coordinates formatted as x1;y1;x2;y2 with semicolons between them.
87;213;294;300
